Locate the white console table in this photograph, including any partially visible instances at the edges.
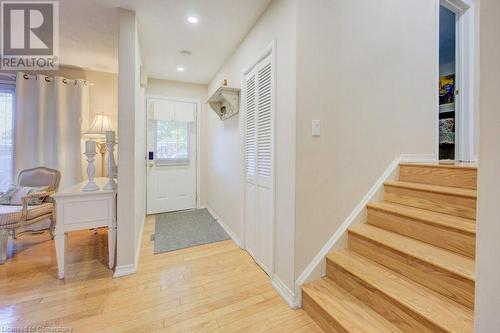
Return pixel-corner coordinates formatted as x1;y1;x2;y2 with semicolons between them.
54;178;117;279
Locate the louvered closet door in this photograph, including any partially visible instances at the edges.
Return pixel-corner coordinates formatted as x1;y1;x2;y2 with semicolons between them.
244;69;258;261
244;54;273;275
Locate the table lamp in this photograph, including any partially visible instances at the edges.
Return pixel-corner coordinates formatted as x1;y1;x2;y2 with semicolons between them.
84;114;113;176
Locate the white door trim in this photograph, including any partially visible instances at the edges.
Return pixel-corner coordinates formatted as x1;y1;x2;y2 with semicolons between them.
240;39;277;275
145;94;202;210
436;0;477;162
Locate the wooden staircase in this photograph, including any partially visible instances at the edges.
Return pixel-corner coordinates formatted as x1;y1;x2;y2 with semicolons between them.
302;163;477;333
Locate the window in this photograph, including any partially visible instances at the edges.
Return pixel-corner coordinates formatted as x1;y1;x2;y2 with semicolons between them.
0;85;14;191
155;120;190;164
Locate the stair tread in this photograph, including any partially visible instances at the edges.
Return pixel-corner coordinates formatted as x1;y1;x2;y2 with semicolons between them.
327;250;474;332
384;181;477;198
399;162;478;170
303;278;403;333
348;224;475;281
367;201;476;235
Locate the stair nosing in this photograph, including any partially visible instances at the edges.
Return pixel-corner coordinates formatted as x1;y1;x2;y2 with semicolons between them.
366;201;476;235
326;250;474;332
399;163;478;170
384;180;477;198
348;224;475;281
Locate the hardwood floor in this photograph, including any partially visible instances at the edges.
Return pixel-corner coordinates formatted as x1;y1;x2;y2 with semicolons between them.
0;216;320;333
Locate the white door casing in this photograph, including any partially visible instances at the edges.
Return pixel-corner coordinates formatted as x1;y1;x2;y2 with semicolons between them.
243;45;275;276
438;0;477;162
146;97;197;214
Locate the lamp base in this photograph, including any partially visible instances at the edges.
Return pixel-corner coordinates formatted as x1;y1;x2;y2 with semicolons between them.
103;179;117;191
82;180;99;192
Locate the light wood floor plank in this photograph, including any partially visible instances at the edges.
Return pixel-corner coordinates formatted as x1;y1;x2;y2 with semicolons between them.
0;216;317;332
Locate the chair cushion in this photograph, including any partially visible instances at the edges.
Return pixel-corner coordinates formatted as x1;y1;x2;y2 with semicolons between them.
0;203;53;226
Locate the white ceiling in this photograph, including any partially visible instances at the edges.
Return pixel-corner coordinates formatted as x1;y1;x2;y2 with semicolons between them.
59;0;272;84
59;0;119;73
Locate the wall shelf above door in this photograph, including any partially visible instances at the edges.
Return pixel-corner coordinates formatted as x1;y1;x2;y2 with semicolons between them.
207;86;240;120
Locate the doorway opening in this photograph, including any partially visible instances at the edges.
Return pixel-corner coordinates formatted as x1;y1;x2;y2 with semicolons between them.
437;0;476;162
439;5;457;160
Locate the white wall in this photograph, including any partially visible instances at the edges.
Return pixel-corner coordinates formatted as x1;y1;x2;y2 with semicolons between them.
116;8;145;274
294;0;438;280
146;79;209;205
207;0;297;292
475;0;500;330
134;24;146;261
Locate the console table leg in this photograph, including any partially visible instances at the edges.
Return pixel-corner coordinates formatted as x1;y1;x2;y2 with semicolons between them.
55;232;66;279
108;226;116;269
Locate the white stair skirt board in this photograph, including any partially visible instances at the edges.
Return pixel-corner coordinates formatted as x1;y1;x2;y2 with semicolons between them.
202;206;242;248
113;216;145;278
294;155;430;307
400;154;438;163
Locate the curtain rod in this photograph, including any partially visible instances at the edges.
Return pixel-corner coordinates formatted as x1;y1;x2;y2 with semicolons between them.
0;73;16;79
0;72;94;86
21;73;94;86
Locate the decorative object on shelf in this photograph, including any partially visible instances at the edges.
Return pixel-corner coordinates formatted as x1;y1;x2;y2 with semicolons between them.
439;118;455;144
103;130;117;191
84;114;113;176
82;140;99;192
439;74;455;113
207;86;240;120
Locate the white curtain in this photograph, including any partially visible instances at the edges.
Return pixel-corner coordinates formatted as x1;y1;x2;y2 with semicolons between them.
14;73;90;189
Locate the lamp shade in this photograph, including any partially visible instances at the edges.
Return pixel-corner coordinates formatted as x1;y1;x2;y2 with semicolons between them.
84;114;113;139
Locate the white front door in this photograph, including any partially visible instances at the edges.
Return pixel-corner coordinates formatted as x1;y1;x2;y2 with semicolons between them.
146;97;197;214
244;53;274;275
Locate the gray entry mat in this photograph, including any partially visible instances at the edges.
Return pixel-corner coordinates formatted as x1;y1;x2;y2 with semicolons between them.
154;208;230;254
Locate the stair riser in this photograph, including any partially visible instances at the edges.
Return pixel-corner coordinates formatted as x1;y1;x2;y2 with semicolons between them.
348;232;475;309
384;185;476;219
302;291;349;333
326;259;444;333
399;165;477;190
367;207;475;258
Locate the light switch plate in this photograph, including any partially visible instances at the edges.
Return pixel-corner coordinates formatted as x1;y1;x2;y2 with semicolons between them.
312;119;321;136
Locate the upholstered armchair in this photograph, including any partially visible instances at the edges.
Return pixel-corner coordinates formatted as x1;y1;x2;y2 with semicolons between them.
0;167;61;264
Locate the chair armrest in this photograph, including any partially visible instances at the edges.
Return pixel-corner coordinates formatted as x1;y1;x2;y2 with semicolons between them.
22;190;55;202
20;191;55;220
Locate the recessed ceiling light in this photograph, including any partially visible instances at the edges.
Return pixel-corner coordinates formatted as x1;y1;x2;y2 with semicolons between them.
176;66;185;72
187;16;198;24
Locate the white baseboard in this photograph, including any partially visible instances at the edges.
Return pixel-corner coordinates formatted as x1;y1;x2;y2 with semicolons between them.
294;156;402;305
113;216;145;278
113;264;136;277
272;274;300;309
202;205;242;247
400;154;437;163
203;205;299;309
